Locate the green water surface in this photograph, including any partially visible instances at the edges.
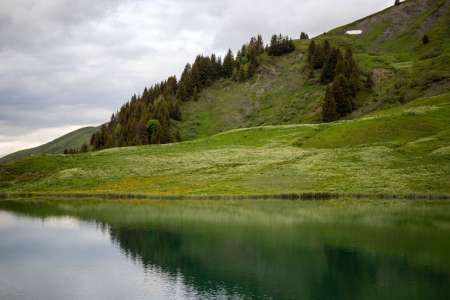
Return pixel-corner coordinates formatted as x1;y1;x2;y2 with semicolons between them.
0;198;449;300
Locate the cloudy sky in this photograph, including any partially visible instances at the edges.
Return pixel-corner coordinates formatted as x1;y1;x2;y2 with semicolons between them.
0;0;394;157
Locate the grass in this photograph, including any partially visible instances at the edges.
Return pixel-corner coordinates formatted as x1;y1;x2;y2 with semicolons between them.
1;93;450;195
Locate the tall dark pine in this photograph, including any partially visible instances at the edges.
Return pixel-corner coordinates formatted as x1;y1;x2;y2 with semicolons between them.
223;49;235;78
308;40;316;65
333;75;353;117
320;48;339;83
322;86;338;122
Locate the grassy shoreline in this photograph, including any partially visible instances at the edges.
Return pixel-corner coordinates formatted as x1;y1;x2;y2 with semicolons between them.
1;191;449;201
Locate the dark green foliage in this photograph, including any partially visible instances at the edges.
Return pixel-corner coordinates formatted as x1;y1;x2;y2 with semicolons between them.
267;34;295;56
234;35;265;81
300;32;309;40
308;40;316;65
309;40;362;121
222;49;235;78
422;34;430;45
333;75;353;117
321;47;340;84
366;71;375;89
322;86;338;122
80;144;88;153
312;44;325;69
90;77;181;150
146;119;160;143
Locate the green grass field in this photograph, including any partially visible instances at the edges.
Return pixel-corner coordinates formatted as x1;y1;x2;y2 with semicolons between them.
1;92;449;195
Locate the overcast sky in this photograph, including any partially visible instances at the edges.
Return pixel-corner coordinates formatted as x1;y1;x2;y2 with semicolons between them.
0;0;394;157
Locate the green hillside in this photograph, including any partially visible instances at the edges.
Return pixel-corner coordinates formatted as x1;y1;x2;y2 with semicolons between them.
0;126;98;164
1;0;449;196
1;92;449;195
179;0;450;140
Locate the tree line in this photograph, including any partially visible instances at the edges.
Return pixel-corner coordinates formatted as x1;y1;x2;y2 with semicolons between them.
66;33;298;153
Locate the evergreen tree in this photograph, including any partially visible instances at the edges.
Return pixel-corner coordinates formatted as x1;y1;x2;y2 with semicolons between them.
222;49;235;78
422;34;430;44
80;144;88;153
308;40;316;65
177;63;193;101
333;75;353;117
320;48;339;83
300;32;309;40
322;86;338;122
323;40;331;60
312;44;324;69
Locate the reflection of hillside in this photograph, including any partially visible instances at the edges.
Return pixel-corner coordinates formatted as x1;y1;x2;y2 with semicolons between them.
1;200;450;300
108;224;450;300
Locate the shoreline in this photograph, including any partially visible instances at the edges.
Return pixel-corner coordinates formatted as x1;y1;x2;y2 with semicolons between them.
1;191;449;201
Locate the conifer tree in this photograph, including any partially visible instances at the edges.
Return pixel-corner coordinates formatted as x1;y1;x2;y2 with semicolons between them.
222;49;235;78
308;40;316;65
333;75;353;116
322;86;338;122
312;44;324;69
320;48;339;83
300;32;309;40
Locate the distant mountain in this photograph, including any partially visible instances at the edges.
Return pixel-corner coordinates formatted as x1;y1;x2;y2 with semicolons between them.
0;126;98;164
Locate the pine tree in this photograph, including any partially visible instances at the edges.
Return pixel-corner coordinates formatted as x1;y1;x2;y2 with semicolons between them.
322;86;338;122
333;75;353;117
323;40;331;60
80;144;88;153
300;32;309;40
312;44;324;69
320;48;339;83
222;49;235;78
308;40;316;65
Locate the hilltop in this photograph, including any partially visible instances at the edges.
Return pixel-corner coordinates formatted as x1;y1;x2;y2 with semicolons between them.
0;127;97;164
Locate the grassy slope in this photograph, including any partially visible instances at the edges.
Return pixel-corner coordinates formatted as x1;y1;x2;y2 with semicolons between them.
1;92;449;195
179;0;450;140
0;126;98;164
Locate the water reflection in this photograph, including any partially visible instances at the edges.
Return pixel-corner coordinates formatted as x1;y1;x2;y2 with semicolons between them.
0;200;449;300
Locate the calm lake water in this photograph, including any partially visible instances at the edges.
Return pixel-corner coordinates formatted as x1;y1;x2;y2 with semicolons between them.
0;199;449;300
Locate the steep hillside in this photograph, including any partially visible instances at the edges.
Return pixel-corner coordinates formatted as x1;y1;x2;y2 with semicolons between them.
179;0;450;140
0;126;97;164
1;93;449;195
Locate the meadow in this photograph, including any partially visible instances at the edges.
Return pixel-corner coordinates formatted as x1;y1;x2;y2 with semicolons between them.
1;92;449;196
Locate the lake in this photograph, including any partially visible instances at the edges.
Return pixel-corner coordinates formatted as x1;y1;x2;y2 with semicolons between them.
0;198;449;300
